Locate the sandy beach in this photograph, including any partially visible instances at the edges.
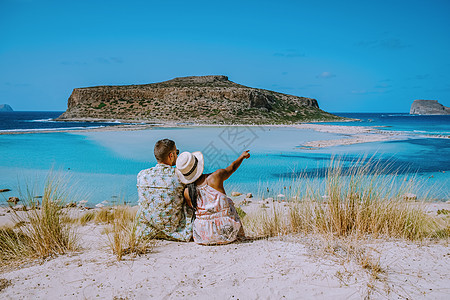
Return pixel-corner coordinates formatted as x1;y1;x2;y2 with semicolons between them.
1;200;449;299
293;124;450;148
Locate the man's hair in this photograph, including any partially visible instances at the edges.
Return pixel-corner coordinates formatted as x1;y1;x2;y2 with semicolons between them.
154;139;176;162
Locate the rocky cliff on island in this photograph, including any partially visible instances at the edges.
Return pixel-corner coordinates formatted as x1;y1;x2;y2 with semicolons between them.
410;100;450;115
57;75;342;124
0;104;13;112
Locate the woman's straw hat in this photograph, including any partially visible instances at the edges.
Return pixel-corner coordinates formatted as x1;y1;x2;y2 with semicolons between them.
175;151;204;184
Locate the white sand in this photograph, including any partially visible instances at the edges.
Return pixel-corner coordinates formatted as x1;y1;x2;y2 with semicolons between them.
293;124;449;148
1;203;449;299
293;124;406;148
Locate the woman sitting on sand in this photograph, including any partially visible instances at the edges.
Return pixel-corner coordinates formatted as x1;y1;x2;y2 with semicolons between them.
175;150;250;245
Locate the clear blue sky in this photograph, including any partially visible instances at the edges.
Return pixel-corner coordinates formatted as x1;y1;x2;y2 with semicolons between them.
1;0;449;112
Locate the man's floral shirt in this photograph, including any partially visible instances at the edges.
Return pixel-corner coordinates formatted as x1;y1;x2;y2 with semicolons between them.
137;163;193;241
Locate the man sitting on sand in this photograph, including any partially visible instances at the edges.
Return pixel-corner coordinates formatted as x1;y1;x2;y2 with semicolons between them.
136;139;194;241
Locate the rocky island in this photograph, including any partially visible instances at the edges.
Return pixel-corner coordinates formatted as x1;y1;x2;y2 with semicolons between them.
410;100;450;115
0;104;13;112
57;75;342;124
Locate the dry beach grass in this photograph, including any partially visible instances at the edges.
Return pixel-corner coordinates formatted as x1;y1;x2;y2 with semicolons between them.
243;157;448;241
0;175;77;263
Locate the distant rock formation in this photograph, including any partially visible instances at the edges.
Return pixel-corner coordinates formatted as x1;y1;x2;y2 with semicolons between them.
410;100;450;115
0;104;13;112
57;75;342;124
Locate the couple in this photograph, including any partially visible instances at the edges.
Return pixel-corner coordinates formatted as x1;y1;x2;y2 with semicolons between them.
136;139;249;245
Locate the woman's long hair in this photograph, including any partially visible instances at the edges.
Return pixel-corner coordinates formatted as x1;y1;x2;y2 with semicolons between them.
187;182;198;209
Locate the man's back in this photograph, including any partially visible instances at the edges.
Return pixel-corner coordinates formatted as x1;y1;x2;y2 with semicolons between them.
137;163;193;241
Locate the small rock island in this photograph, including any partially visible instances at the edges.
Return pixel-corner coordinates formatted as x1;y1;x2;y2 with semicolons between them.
410;100;450;115
0;104;13;112
57;75;342;124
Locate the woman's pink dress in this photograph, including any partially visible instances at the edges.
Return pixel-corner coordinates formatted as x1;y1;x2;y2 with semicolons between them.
193;183;243;245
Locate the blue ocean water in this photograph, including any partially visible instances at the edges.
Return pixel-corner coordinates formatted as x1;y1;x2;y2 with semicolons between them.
0;111;122;132
329;112;450;135
0;112;449;205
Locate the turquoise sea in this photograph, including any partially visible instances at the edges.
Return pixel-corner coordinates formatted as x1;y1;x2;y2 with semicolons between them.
0;112;449;205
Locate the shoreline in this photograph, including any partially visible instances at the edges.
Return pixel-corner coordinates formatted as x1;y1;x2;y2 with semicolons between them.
1;121;448;149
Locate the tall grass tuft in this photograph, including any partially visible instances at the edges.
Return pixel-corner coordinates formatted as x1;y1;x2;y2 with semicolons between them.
0;227;31;261
1;174;78;264
103;206;154;261
78;211;96;225
244;157;449;241
94;208;115;223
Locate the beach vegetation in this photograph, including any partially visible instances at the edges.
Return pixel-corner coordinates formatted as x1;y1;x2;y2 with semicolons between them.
77;211;96;225
0;175;78;266
236;207;247;219
0;226;30;262
437;208;449;215
240;157;448;297
0;278;12;292
95;102;106;109
94;208;115;223
103;206;154;261
65;206;135;226
243;157;449;241
311;236;386;297
57;204;153;261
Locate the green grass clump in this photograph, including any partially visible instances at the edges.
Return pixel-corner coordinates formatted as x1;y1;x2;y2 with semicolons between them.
236;207;247;219
95;102;106;109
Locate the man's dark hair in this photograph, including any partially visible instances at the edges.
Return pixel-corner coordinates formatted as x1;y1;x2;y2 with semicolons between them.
154;139;176;162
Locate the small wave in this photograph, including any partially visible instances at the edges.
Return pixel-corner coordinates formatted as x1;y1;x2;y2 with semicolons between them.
0;126;106;133
28;119;123;124
382;114;414;117
26;118;57;122
129;122;164;125
412;130;450;136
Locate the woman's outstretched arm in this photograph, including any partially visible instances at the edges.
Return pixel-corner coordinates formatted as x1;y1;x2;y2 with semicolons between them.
206;150;250;195
217;150;250;181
